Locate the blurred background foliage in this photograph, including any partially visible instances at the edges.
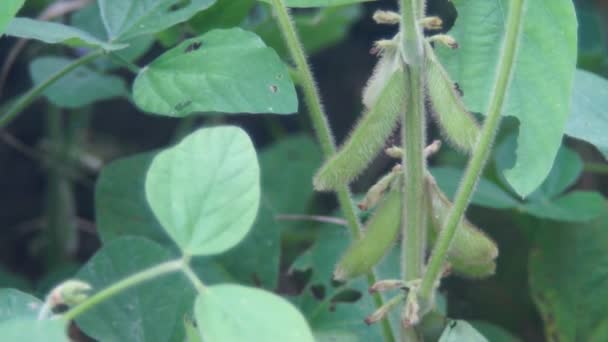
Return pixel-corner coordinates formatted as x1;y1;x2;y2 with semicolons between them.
0;0;607;341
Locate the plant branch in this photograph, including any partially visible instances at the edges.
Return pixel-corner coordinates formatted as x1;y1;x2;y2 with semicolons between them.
61;259;183;321
0;50;105;128
182;263;208;294
418;0;525;301
399;0;427;340
269;1;395;341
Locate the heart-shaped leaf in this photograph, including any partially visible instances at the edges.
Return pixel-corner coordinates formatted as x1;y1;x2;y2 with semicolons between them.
99;0;216;41
133;28;297;116
29;57;128;108
5;18;125;50
145;126;260;256
437;0;578;197
194;284;315;341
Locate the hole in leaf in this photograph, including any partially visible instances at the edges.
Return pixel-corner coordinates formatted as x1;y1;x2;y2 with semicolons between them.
269;85;278;93
454;82;463;97
184;41;202;53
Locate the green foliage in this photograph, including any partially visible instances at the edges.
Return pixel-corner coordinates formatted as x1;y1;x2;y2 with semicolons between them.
529;213;608;341
0;319;67;342
145;126;260;256
194;284;315;341
97;0;216;41
437;0;578;197
189;0;255;33
75;237;191;342
0;289;42;321
565;69;608;159
258;0;373;8
5;18;125;50
29;57;128;108
0;0;24;36
438;320;487;342
133;28;297;116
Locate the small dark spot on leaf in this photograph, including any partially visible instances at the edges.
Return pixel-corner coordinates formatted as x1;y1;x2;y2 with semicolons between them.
169;0;191;11
449;320;457;328
276;74;283;80
454;82;463;97
269;85;278;93
174;100;192;112
184;41;202;53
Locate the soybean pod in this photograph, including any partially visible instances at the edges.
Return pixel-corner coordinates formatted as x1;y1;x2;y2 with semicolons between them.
426;174;498;278
334;188;402;281
314;68;407;191
425;42;480;153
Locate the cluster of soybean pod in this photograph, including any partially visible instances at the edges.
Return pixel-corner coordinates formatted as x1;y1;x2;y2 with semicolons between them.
312;10;498;328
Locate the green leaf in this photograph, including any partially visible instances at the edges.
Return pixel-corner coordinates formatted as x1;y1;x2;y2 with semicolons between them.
439;320;488;342
95;152;172;246
258;0;373;8
76;237;192;342
189;0;255;33
255;5;362;57
565;69;608;159
0;319;67;341
0;0;24;36
527;145;583;200
437;0;578;197
194;284;315;341
71;3;154;71
529;213;608;341
98;0;216;41
133;28;297;117
145;126;260;256
0;289;42;322
430;167;518;209
29;56;128;108
217;135;321;289
522;191;606;222
5;18;125;50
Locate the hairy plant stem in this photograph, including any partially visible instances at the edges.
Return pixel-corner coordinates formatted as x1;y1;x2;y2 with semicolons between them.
270;1;395;341
399;0;427;340
0;50;104;127
418;0;525;302
62;259;184;321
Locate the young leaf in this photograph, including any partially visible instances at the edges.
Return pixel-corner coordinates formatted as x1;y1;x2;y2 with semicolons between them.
0;0;24;36
98;0;216;41
565;69;608;159
145;126;260;256
0;289;42;322
425;44;480;152
522;191;605;222
439;320;488;342
4;18;125;50
76;237;192;342
189;0;255;33
0;319;67;342
194;284;315;341
258;0;373;7
529;213;608;341
313;68;407;190
427;175;498;278
133;28;297;116
334;188;402;280
437;0;578;197
29;57;128;108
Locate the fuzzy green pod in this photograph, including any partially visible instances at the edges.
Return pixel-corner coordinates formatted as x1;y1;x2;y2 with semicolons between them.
314;68;407;191
425;43;480;152
334;188;402;281
426;175;498;278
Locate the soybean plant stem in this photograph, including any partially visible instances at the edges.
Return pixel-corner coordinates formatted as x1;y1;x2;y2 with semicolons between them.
62;259;184;321
418;0;525;300
399;0;427;340
0;50;104;128
270;1;395;341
